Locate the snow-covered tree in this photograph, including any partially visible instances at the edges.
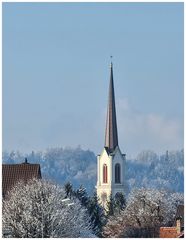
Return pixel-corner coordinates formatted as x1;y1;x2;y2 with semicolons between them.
3;148;184;193
102;188;184;238
75;185;89;207
2;179;94;238
136;150;158;165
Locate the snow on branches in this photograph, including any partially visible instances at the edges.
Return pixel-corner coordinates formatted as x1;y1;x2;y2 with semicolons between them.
102;188;183;238
2;179;94;238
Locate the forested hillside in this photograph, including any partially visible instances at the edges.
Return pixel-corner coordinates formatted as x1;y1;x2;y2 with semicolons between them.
3;147;184;194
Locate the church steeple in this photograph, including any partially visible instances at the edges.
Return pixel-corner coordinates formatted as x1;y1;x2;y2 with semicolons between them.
104;61;118;152
97;61;126;208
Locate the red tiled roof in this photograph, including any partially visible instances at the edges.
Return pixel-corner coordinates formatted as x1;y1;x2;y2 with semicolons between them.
159;227;178;238
2;163;41;197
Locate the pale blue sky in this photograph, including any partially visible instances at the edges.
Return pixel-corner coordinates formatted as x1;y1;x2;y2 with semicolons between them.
3;3;183;157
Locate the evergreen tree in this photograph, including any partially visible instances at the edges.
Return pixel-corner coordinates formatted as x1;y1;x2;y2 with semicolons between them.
87;192;106;236
64;184;106;236
106;193;116;216
64;182;73;198
76;185;89;207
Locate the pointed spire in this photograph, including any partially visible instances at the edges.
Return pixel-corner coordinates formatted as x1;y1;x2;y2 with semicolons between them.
104;59;118;152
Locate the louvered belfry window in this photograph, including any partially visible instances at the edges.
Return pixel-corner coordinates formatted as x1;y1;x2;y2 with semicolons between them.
115;163;121;183
103;164;108;183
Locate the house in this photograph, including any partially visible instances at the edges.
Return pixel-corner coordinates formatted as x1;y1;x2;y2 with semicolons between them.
2;158;41;198
159;204;184;238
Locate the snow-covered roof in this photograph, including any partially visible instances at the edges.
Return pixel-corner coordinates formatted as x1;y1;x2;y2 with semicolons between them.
2;161;41;197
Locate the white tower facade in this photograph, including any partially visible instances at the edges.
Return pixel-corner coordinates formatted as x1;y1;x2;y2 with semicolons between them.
96;62;126;207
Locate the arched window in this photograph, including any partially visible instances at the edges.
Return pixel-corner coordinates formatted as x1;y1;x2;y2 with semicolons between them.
103;164;108;183
115;163;121;183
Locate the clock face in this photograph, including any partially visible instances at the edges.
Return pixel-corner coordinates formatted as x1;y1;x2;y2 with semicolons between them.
101;192;107;203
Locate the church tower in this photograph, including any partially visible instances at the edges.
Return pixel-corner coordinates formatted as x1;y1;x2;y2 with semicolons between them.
96;61;126;208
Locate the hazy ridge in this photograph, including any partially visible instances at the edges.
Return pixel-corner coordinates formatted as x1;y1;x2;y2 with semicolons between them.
3;147;184;194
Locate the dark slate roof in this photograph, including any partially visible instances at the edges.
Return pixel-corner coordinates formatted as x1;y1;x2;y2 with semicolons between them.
2;162;41;197
104;62;118;152
104;147;112;155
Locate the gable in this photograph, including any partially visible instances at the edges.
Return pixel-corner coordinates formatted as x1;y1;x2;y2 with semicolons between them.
99;147;109;159
112;146;125;162
2;163;41;197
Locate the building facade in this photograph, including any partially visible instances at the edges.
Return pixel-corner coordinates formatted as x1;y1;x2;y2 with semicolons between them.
96;62;127;207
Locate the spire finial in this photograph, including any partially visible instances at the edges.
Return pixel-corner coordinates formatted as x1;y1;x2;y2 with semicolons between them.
110;55;113;68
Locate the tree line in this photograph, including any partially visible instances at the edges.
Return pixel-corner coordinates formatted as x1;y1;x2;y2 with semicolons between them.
3;178;183;238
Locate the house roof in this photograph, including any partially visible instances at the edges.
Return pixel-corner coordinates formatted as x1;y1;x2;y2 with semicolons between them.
159;205;184;238
159;227;178;238
2;161;41;197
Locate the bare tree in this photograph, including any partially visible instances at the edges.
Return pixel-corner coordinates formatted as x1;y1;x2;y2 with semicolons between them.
102;188;183;238
3;179;94;238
